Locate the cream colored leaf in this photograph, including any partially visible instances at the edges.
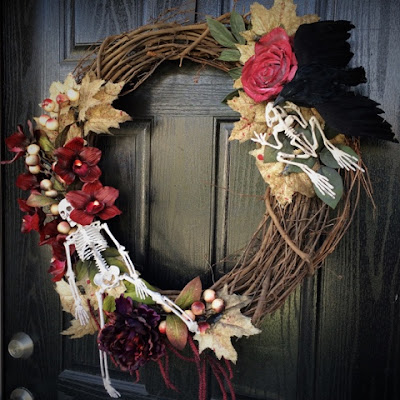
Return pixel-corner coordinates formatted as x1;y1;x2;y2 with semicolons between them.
94;81;125;105
66;123;83;142
233;77;243;90
49;80;67;99
194;286;261;363
59;108;76;133
236;42;255;64
83;104;131;135
78;72;105;121
250;147;315;204
61;318;98;339
227;91;267;142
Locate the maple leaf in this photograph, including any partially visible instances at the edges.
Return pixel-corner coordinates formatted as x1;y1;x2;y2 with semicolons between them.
194;286;261;363
236;0;319;64
249;147;315;204
77;72;105;121
61;317;98;339
227;91;268;142
83;104;131;136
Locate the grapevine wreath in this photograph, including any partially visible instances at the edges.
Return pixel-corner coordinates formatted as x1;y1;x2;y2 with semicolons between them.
2;0;397;399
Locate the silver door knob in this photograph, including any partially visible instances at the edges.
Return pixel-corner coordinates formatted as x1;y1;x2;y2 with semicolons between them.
8;332;34;359
10;387;34;400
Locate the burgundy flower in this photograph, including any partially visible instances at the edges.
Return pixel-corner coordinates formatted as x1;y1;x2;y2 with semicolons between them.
98;296;165;373
18;199;46;234
242;27;298;102
48;259;66;282
54;137;102;185
66;181;121;226
16;173;39;191
1;126;30;165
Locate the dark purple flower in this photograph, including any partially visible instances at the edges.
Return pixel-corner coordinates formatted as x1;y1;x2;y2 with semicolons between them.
98;295;165;373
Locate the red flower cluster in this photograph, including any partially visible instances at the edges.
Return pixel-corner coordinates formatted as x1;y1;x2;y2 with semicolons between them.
241;27;298;102
0;126;30;165
66;181;122;226
54;137;101;184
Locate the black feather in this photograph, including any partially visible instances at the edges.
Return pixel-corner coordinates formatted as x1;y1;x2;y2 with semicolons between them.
276;21;397;142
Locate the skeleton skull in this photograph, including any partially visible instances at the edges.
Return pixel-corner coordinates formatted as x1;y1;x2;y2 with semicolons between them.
58;198;77;227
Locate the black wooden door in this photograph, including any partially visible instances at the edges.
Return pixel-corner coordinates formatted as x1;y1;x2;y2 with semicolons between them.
2;1;399;400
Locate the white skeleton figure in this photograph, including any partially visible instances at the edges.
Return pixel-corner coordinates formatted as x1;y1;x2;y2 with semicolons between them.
59;199;198;398
252;102;364;198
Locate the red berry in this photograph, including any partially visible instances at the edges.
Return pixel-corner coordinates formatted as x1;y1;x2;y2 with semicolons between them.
158;320;167;334
198;322;210;334
203;289;216;303
56;93;69;104
191;301;205;316
41;98;55;112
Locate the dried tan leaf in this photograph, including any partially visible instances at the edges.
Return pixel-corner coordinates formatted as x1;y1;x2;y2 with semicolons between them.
59;108;76;132
236;42;255;64
83;104;131;136
66;123;83;142
250;147;315;204
94;81;125;105
78;72;105;121
61;318;98;339
194;286;261;363
233;77;243;90
227;91;267;142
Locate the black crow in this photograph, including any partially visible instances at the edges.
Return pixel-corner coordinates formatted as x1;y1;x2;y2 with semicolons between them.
274;21;397;142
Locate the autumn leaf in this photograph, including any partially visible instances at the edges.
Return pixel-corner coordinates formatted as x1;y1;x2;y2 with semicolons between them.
83;103;131;135
236;0;319;64
166;315;188;350
175;276;202;309
78;72;104;121
227;91;267;142
193;286;261;363
61;318;98;338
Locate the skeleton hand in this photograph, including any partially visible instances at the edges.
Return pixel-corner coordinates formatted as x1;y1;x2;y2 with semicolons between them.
74;302;90;326
327;146;364;172
306;168;336;198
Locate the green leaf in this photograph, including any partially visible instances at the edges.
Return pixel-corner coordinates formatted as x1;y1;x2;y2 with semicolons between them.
75;260;87;281
124;279;156;305
337;144;360;161
263;135;294;163
218;49;241;61
104;256;128;274
55;126;70;148
222;89;241;104
26;193;58;207
206;17;237;48
87;260;99;284
166;315;188;350
175;276;202;309
103;295;116;313
227;67;242;80
230;10;246;44
313;166;344;209
319;147;340;168
38;135;55;153
102;247;120;257
284;156;317;174
52;178;65;192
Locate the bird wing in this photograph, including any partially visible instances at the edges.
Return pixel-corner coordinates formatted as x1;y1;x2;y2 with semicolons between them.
316;92;397;142
294;21;355;68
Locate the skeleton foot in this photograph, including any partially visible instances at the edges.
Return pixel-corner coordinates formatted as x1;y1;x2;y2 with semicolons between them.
328;147;364;172
75;303;90;325
104;379;121;398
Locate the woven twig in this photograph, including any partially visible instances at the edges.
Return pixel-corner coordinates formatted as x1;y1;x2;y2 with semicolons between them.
75;14;367;326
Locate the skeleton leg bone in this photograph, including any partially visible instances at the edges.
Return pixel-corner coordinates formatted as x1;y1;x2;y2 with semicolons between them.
96;289;121;398
64;242;89;325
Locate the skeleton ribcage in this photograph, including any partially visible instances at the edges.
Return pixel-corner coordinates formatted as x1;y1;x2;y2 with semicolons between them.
68;222;109;261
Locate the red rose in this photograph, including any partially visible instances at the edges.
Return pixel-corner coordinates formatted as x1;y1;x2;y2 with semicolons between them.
241;27;298;103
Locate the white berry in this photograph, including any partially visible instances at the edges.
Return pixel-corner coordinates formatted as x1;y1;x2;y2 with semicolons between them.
66;89;80;102
50;203;59;215
203;289;216;303
27;144;41;155
28;165;41;174
57;221;71;234
40;179;53;190
45;189;58;198
25;154;40;166
38;114;50;126
45;118;59;131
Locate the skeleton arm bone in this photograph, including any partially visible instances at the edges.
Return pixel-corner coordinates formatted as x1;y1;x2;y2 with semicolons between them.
63;241;90;326
122;275;199;333
101;223;148;300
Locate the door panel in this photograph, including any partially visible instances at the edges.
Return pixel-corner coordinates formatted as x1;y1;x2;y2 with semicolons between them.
2;1;399;400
